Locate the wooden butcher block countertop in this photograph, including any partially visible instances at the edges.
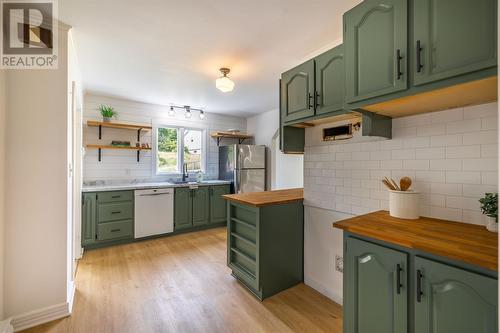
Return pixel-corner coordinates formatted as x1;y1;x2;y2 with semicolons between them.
334;210;498;272
223;188;303;207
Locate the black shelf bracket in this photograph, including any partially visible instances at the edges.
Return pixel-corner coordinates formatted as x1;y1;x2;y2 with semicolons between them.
98;148;102;162
137;128;142;142
137;150;140;162
216;137;247;146
216;137;222;146
238;138;246;144
98;125;102;140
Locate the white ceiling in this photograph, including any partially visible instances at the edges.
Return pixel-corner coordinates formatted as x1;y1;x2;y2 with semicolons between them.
59;0;359;117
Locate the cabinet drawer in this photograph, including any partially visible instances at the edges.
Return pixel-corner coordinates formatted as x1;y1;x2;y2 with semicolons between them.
97;220;133;241
98;202;133;222
98;191;134;203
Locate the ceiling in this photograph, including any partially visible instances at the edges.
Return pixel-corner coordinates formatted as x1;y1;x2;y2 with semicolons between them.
59;0;359;117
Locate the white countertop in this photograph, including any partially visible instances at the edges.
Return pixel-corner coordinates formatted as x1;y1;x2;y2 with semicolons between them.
82;180;231;193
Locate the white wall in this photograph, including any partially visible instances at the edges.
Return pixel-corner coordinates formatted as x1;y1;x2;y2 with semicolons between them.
273;136;304;189
247;108;304;190
83;94;247;183
303;102;498;304
246;109;279;189
4;25;73;329
0;68;6;320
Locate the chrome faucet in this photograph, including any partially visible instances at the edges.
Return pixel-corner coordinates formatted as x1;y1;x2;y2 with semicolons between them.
182;163;188;182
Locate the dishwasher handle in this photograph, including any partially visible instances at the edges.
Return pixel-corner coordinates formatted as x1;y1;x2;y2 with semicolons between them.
137;192;172;197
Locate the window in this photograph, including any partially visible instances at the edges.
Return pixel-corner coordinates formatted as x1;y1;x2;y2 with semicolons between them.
156;126;205;174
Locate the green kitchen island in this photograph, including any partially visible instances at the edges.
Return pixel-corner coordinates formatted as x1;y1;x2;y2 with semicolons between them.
223;188;304;300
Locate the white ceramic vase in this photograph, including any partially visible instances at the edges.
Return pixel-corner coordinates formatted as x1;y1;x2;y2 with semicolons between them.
485;216;498;233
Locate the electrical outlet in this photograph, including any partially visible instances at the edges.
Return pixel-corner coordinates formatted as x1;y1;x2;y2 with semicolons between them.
335;255;343;273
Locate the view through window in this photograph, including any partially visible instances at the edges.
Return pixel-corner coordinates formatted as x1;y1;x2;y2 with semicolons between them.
157;127;204;174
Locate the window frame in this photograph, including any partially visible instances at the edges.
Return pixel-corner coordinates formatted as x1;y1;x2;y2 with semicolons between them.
153;124;207;176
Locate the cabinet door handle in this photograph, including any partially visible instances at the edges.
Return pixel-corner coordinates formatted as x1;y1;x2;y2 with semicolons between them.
110;229;121;232
111;195;121;199
416;269;423;302
396;49;403;80
308;93;314;109
111;211;121;214
416;40;423;73
396;264;403;294
315;91;320;108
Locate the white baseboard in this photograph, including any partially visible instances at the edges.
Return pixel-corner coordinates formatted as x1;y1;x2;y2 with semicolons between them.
0;318;13;333
11;302;71;332
67;280;76;314
304;276;343;306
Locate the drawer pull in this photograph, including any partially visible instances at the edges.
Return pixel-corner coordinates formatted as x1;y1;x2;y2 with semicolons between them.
110;229;121;232
396;49;403;80
111;211;121;214
396;264;403;294
111;195;121;199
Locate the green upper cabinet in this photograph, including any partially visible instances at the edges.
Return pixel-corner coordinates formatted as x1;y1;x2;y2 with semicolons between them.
174;187;192;230
344;0;408;103
315;45;345;115
413;0;497;86
345;237;407;333
82;193;97;246
414;256;498;333
192;187;209;227
210;185;230;224
281;60;315;122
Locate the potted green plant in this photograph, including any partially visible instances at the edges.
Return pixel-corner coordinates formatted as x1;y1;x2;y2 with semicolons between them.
98;105;117;122
479;193;498;232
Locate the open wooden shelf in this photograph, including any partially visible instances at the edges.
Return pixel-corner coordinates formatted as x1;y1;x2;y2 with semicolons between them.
87;120;152;131
85;144;151;162
210;131;253;145
86;144;151;151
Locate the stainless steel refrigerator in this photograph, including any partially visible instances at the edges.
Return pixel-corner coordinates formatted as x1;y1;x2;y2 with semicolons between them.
219;145;266;193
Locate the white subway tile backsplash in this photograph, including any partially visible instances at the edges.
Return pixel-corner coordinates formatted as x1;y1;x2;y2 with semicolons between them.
462;158;497;171
403;160;430;170
446;171;481;184
446;119;481;134
445;145;480;159
416;123;446;137
415;147;445;159
392;149;415;160
304;103;497;224
430;134;463;147
463;102;497;119
463;130;498;145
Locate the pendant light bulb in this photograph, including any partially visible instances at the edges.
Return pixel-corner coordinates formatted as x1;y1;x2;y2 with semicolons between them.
199;110;205;120
216;67;235;92
168;106;175;117
184;106;192;119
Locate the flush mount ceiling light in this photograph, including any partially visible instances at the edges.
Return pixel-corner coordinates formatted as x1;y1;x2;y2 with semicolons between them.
168;106;175;117
184;105;192;119
216;67;235;92
199;110;205;120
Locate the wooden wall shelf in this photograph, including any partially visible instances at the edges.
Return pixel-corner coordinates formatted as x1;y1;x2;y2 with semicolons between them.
210;131;253;145
85;145;151;162
86;120;153;162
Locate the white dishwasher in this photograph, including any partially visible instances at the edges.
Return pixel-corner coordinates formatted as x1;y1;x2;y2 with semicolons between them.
134;188;174;238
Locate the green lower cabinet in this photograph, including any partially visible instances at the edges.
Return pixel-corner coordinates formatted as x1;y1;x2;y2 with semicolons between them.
227;200;304;300
344;235;498;333
174;187;192;230
82;190;134;248
192;187;209;226
174;185;229;232
345;238;407;333
210;185;230;224
415;257;498;333
82;193;97;246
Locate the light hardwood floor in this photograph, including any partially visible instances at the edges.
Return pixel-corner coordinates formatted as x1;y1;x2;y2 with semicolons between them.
22;227;342;333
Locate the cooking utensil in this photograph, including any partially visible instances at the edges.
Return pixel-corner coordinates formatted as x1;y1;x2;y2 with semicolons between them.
389;178;401;191
382;179;395;190
400;177;412;191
